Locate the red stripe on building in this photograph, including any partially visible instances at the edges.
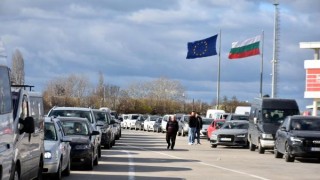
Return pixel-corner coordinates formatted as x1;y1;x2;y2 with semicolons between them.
307;69;320;74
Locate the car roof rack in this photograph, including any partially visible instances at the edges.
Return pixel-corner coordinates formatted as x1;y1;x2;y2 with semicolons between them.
11;84;35;91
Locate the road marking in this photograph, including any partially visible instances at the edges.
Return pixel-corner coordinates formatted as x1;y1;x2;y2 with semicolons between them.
122;150;135;180
123;144;270;180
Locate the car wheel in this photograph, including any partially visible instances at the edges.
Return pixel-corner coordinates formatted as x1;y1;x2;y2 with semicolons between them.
284;143;295;162
112;140;116;146
249;140;256;151
258;139;265;154
105;141;111;149
36;158;43;180
94;155;98;166
63;158;71;176
211;144;217;148
274;145;283;158
86;155;94;170
182;130;185;137
98;145;102;158
53;160;62;180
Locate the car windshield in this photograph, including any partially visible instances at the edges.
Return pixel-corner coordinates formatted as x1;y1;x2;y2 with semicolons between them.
156;118;162;123
202;118;213;125
61;121;90;136
291;118;320;131
94;111;107;122
230;115;249;120
216;121;225;129
49;110;93;123
150;116;160;121
131;115;139;120
262;109;299;124
184;116;190;121
44;122;58;141
221;122;248;129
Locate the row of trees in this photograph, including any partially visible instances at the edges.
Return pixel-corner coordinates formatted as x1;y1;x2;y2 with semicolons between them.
9;49;250;115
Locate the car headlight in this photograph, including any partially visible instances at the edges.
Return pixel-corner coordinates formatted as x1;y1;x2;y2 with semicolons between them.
236;134;246;138
211;134;218;140
261;133;273;139
75;144;91;150
290;137;303;144
44;152;52;159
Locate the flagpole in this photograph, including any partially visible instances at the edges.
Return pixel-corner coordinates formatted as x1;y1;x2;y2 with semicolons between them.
260;31;264;98
216;29;221;109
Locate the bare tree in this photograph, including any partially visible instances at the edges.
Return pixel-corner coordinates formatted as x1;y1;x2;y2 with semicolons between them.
11;49;25;85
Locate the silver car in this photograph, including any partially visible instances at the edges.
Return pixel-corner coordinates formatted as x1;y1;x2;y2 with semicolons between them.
44;117;72;179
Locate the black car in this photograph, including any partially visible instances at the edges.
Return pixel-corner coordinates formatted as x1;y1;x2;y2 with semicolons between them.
274;115;320;162
92;109;114;149
60;117;100;170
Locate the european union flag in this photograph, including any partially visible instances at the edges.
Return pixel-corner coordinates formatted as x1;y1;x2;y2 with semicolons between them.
186;35;218;59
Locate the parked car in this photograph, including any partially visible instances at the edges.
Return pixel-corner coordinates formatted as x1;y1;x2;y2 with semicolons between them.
226;114;249;121
153;117;163;133
199;118;214;138
143;115;161;131
125;114;141;129
120;114;129;128
92;109;114;149
274;115;320;162
111;116;121;140
207;119;225;140
178;115;190;136
48;107;102;158
43;117;71;179
210;120;249;148
248;97;300;154
11;87;45;180
0;65;14;180
135;115;146;130
59;117;100;170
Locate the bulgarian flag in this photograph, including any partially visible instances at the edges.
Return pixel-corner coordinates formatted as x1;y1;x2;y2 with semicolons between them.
228;35;261;59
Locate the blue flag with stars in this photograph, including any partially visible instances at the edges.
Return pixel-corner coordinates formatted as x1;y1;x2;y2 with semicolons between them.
186;34;218;59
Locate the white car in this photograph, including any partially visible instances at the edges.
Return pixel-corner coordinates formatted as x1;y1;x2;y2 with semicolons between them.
126;114;141;129
143;115;161;131
44;117;72;179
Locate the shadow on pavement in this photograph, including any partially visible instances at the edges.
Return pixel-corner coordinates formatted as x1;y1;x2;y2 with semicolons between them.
99;156;199;164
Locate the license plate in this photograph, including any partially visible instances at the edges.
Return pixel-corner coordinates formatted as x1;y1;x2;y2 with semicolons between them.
220;138;232;141
311;147;320;151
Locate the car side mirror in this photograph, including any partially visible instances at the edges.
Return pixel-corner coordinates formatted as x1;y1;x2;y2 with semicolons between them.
20;116;35;134
280;127;287;131
61;136;72;142
91;130;100;135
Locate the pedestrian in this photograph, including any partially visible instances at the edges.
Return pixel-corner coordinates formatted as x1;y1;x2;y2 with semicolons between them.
166;115;179;150
195;112;203;145
188;111;197;145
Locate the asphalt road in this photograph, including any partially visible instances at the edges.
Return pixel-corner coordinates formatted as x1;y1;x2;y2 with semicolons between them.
63;129;320;180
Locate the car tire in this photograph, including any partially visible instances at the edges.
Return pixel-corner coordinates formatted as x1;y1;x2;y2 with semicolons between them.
249;140;256;151
86;155;94;170
36;158;43;180
284;143;295;162
63;158;71;176
98;145;102;158
182;130;185;137
94;155;98;166
105;142;111;149
53;160;62;180
274;145;283;158
211;144;217;148
258;140;265;154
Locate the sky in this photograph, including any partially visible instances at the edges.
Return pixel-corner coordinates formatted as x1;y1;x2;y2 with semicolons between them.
0;0;319;111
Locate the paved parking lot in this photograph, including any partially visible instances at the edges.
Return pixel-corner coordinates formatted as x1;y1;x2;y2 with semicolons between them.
64;129;320;180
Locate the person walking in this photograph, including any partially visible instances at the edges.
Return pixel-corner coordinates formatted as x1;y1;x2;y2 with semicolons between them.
188;111;197;145
166;115;179;150
195;112;203;144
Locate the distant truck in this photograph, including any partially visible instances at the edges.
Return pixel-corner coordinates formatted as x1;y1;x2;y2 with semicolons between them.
235;106;251;115
206;109;226;119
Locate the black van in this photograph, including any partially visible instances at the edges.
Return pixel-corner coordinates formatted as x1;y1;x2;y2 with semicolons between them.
248;97;299;154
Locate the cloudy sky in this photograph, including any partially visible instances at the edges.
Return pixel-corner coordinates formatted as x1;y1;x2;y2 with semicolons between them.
0;0;319;110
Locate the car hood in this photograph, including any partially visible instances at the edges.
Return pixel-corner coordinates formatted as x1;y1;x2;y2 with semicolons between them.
261;123;281;134
67;135;91;144
214;129;248;135
44;140;59;151
292;130;320;138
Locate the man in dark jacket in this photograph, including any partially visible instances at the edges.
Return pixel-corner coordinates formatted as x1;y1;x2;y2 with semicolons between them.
166;115;179;150
195;112;203;144
188;111;197;145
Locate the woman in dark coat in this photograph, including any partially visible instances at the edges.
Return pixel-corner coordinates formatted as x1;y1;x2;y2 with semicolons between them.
166;115;179;150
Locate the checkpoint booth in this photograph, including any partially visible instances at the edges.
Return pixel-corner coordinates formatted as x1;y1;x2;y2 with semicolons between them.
301;42;320;116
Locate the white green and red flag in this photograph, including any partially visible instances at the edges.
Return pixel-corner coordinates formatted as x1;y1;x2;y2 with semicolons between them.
228;35;261;59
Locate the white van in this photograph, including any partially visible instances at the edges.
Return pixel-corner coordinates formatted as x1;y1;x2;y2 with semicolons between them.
206;109;225;119
0;65;14;180
235;106;251;115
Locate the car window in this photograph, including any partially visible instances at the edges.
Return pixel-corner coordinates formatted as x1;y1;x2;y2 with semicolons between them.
202;118;212;125
61;121;90;136
94;111;107;123
49;110;93;123
291;118;320;131
45;122;58;141
0;66;12;114
222;122;248;129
